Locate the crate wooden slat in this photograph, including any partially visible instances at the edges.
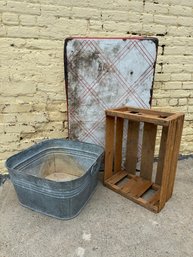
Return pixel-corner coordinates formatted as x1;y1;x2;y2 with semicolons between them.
114;117;124;173
104;106;184;213
125;121;139;174
140;123;157;180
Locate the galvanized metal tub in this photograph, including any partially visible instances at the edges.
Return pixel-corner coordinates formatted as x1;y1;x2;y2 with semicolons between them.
5;139;104;220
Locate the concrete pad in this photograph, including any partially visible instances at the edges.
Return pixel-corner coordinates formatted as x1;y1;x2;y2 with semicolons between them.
0;158;193;257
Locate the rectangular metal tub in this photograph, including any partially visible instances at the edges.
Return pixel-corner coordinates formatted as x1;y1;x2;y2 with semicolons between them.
5;139;104;219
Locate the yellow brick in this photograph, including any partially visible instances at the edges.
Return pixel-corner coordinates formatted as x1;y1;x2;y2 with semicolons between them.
182;82;193;90
25;38;61;50
0;133;19;143
142;24;166;35
46;101;67;112
89;20;103;31
41;4;71;18
48;111;67;122
179;98;188;106
183;65;193;73
39;18;88;39
0;1;7;12
188;98;193;105
87;0;115;10
183;127;193;136
2;12;19;25
167;26;192;37
162;64;183;73
6;1;41;15
19;14;37;26
102;10;130;22
155;89;191;99
164;46;186;55
144;3;168;14
142;13;154;23
72;7;101;20
169;98;178;106
0;81;36;96
188;106;193;113
2;103;33;113
127;1;144;12
154;73;171;82
169;106;188;112
0;114;16;123
154;14;177;26
37;122;64;131
37;83;63;92
4;124;35;133
170;73;191;81
169;90;191;98
104;21;142;33
6;26;39;38
178;17;193;27
157;98;170;106
161;82;182;90
185;113;193;121
17;113;48;123
169;5;192;16
0;24;6;36
151;98;157;107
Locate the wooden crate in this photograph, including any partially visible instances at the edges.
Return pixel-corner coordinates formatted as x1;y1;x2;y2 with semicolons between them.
104;106;184;213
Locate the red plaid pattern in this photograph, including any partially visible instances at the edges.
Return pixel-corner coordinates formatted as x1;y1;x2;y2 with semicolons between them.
65;38;157;147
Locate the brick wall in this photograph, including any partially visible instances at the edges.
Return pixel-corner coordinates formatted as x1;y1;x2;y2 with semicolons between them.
0;0;193;173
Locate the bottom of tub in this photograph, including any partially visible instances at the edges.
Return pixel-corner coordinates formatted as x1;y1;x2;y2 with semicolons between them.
18;182;98;220
41;153;85;182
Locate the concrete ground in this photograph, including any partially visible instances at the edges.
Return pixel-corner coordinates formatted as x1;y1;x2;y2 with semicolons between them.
0;158;193;257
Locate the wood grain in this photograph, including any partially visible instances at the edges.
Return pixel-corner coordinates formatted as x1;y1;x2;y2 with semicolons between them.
166;115;184;200
104;115;115;180
114;117;124;173
155;126;168;185
158;120;176;211
140;123;157;180
125;120;139;175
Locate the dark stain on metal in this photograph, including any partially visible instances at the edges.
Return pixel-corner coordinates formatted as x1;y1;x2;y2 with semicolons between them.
112;45;120;55
64;37;159;137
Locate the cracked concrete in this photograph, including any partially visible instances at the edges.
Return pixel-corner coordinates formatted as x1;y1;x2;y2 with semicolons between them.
0;158;193;257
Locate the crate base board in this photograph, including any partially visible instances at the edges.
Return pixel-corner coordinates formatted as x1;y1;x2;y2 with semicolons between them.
104;170;161;213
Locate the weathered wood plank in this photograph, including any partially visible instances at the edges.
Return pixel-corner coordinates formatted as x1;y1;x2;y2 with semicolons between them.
114;117;124;173
166;115;184;200
106;170;128;185
104;116;115;180
158;120;176;210
140;123;157;180
125;120;139;175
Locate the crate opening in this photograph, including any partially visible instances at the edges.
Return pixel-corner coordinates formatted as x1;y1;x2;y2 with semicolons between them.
159;115;168;119
129;111;143;116
129;111;139;114
116;176;129;187
141;187;156;200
